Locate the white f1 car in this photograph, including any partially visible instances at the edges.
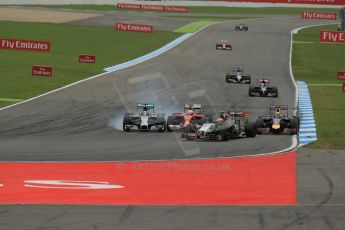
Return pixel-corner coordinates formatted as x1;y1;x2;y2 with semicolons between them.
226;68;251;84
235;24;248;31
123;103;166;132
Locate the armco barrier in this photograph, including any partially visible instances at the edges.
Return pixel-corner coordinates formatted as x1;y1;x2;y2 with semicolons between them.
104;33;192;72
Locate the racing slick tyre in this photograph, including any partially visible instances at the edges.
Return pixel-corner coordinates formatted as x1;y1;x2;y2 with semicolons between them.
290;118;299;135
222;128;232;141
166;116;174;132
183;124;197;140
255;118;264;134
292;115;301;127
249;85;254;97
245;76;251;84
245;122;257;137
157;113;166;132
123;113;132;132
225;74;231;83
185;123;197;133
273;87;278;97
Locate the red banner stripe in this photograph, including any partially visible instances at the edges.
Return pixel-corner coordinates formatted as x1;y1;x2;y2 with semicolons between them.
320;31;345;43
301;12;337;20
79;55;96;63
0;38;50;52
337;72;345;80
32;65;52;77
115;23;153;33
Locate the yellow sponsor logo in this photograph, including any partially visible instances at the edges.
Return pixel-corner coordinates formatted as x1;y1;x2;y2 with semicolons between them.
272;124;280;129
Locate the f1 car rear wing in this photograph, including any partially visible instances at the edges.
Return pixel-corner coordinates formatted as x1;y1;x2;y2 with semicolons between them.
219;111;249;119
220;111;249;122
137;103;154;110
270;105;288;111
184;104;202;111
228;111;249;117
257;79;270;83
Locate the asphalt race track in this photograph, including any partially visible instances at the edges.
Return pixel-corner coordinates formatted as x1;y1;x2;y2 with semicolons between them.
0;17;326;161
1;13;344;230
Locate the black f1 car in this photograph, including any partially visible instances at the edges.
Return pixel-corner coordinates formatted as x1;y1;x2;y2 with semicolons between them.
249;79;278;97
256;105;299;135
216;40;232;50
226;68;251;84
235;24;248;31
182;111;256;141
123;103;166;132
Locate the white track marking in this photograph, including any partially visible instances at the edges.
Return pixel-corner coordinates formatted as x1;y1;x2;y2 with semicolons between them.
24;180;124;189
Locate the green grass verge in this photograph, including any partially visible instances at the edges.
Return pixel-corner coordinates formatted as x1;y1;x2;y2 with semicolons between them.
22;5;339;15
0;98;23;107
188;6;339;15
165;15;260;21
292;24;345;149
174;21;216;33
0;21;180;106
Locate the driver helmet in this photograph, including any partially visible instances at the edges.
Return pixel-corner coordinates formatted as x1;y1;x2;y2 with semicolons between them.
216;118;224;124
186;110;194;115
142;110;148;116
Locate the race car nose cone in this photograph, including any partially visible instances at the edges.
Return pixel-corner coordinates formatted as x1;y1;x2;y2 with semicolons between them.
272;124;280;129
